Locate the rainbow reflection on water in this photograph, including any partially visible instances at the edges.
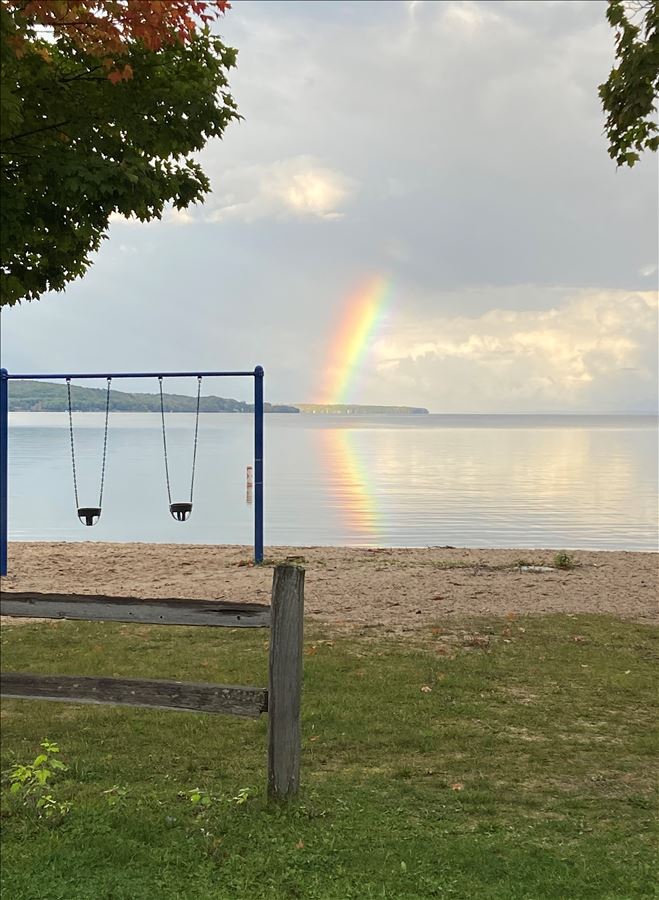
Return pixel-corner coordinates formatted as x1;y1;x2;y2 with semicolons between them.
322;427;382;543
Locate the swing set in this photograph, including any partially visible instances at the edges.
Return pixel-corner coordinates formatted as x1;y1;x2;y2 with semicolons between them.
0;366;265;576
0;366;304;801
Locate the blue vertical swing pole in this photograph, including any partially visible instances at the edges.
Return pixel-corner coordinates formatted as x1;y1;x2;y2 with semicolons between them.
254;366;264;564
0;368;8;577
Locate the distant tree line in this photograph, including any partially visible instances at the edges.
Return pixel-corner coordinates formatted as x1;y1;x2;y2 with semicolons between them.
8;380;299;413
295;404;429;415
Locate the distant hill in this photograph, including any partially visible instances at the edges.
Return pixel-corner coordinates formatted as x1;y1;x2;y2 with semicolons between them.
9;380;299;414
295;403;429;415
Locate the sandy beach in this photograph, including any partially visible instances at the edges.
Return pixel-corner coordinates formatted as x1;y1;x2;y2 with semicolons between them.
1;542;657;629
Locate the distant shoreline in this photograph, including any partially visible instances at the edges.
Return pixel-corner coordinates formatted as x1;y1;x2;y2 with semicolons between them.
294;403;429;415
8;380;430;416
7;379;298;414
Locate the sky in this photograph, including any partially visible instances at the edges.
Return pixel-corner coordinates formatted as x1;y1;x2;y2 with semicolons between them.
1;0;657;413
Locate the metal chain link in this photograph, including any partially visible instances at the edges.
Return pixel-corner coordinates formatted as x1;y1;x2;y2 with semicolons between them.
98;378;112;507
67;377;111;510
66;379;79;509
158;376;173;506
189;376;202;502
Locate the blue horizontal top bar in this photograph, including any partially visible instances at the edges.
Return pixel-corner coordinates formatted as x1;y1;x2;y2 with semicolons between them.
4;369;262;380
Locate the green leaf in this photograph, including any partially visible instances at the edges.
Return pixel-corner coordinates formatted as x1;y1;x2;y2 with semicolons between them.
600;0;659;167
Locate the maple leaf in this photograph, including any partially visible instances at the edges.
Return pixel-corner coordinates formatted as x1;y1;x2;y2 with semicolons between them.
4;0;231;79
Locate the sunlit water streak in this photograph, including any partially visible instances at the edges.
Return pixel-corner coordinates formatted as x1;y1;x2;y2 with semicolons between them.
6;413;658;550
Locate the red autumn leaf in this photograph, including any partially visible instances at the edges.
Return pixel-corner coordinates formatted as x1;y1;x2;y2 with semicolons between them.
5;0;231;81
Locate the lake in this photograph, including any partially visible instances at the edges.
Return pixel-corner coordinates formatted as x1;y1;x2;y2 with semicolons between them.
5;413;658;551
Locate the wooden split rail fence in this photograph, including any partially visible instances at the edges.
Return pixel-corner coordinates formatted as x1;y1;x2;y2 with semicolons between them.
0;563;305;801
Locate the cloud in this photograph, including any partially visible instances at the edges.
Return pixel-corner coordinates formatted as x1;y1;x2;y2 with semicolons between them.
442;0;495;31
109;207;195;227
361;290;658;411
206;156;355;223
109;155;354;228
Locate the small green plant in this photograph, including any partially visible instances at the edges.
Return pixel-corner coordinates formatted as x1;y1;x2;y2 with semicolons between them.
179;786;253;808
183;787;214;808
228;787;253;806
102;784;129;808
5;740;71;820
553;551;576;570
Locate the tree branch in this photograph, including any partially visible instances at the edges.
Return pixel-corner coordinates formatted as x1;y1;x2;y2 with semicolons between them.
60;65;104;83
1;121;70;143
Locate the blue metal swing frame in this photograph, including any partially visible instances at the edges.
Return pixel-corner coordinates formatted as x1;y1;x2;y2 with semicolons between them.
0;366;265;575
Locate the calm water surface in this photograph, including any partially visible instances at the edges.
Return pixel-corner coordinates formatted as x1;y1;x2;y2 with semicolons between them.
6;413;658;550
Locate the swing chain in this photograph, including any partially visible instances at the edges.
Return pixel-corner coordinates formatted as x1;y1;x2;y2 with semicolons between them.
98;377;112;507
189;376;203;503
158;376;173;507
159;375;203;509
66;378;79;509
66;377;112;510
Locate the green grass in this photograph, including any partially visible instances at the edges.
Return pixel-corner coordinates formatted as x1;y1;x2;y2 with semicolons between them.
1;615;657;899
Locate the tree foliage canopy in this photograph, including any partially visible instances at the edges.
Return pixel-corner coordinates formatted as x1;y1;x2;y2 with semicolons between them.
599;0;659;167
0;0;238;306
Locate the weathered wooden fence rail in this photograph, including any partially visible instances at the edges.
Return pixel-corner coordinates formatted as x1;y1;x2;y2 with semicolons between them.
0;593;272;628
0;562;304;801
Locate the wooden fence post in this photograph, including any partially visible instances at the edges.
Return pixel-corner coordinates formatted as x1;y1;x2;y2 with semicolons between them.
268;563;304;801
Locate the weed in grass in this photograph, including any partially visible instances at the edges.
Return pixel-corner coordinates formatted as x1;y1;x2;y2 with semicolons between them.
101;784;129;808
3;739;71;821
181;787;216;808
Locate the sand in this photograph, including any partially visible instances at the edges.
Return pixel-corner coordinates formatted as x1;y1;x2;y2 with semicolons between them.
1;543;657;630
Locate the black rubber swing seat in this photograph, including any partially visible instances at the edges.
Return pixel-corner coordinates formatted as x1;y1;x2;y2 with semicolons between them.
78;507;101;527
170;502;192;522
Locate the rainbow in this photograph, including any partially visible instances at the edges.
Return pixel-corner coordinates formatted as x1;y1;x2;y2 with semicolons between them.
321;275;391;404
323;427;381;543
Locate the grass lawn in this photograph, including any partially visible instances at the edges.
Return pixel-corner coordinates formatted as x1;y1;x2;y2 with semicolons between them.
1;614;657;899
